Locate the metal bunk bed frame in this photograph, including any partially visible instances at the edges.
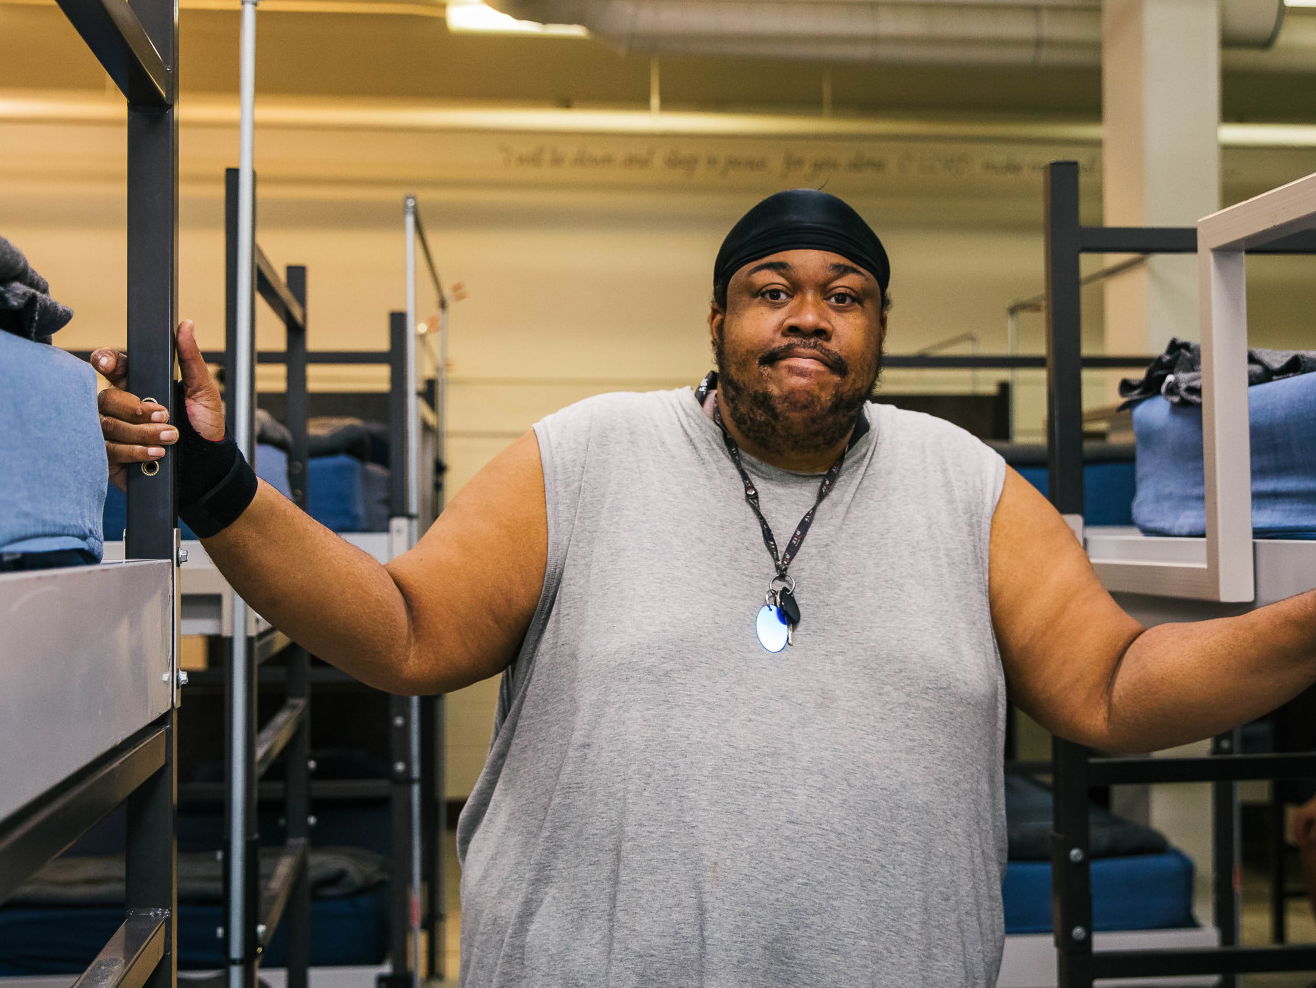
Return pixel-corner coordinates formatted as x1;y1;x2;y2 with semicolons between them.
0;0;179;982
1044;159;1316;987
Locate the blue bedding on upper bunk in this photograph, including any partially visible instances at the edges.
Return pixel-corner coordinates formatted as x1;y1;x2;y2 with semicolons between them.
1132;372;1316;538
0;334;106;565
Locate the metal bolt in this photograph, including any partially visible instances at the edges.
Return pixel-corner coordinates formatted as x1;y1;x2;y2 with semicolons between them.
177;546;189;565
307;815;318;827
393;715;406;728
394;760;407;774
1071;926;1088;942
256;924;267;941
1068;848;1085;864
216;927;225;939
307;759;317;772
161;672;171;683
177;669;189;688
1218;738;1232;752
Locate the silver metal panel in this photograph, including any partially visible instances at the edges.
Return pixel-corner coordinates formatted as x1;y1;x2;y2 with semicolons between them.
1088;527;1316;623
0;560;173;822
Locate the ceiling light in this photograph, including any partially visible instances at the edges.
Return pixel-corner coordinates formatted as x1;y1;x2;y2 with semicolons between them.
445;1;588;37
1284;0;1316;7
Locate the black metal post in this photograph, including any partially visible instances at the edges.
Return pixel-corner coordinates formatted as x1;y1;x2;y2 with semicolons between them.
283;264;311;988
1214;729;1242;988
1043;160;1086;521
123;0;178;563
1051;737;1095;987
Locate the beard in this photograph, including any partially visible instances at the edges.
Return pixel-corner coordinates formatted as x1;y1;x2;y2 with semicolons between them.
713;330;883;461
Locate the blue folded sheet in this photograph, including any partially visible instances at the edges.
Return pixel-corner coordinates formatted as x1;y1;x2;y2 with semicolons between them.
1132;372;1316;538
0;335;106;563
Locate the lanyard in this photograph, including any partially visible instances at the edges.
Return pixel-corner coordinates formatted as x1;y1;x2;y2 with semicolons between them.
712;401;846;583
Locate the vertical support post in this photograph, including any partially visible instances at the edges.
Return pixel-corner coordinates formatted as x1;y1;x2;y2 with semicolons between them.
283;265;311;988
285;266;309;512
123;0;178;979
1269;780;1287;945
380;695;417;988
223;166;259;988
422;694;447;980
124;0;178;563
1051;738;1095;988
1213;729;1242;988
1044;161;1085;523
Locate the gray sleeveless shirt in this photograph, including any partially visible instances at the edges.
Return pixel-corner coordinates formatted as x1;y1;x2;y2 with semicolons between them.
457;388;1008;987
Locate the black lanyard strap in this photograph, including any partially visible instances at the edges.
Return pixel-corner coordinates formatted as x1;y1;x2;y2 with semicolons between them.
713;401;846;580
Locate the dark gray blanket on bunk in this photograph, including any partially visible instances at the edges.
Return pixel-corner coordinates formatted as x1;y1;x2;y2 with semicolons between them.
6;846;387;906
1005;775;1169;860
0;236;73;343
1120;336;1316;407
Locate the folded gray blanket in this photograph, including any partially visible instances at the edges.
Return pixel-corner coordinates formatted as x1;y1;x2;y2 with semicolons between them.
0;236;73;343
6;846;388;907
1120;336;1316;407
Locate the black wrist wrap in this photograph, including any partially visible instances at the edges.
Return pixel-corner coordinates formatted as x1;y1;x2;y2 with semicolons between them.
174;380;258;538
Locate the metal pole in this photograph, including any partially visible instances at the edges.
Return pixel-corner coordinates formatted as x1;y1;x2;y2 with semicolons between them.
437;302;449;513
403;196;420;525
228;3;258;984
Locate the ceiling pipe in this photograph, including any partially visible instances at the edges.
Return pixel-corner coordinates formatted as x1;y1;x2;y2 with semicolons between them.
486;0;1287;67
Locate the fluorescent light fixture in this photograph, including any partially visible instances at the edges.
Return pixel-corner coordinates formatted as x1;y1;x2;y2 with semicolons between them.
445;1;588;36
1285;0;1316;7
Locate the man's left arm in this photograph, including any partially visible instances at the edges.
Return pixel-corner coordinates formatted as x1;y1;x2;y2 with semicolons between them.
991;467;1316;754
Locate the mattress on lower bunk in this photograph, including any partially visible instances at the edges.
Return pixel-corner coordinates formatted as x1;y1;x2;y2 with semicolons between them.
0;334;106;566
0;846;389;973
1132;372;1316;538
103;445;390;538
1003;775;1196;935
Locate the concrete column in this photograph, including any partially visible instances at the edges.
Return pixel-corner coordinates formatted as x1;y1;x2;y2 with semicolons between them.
1101;0;1223;924
1102;0;1221;366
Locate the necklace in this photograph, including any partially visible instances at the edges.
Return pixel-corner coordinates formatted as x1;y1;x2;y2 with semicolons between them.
712;399;847;653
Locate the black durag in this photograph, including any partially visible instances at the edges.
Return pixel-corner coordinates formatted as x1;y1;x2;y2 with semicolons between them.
712;189;890;299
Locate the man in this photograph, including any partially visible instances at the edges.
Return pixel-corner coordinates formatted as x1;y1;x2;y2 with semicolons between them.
96;190;1316;986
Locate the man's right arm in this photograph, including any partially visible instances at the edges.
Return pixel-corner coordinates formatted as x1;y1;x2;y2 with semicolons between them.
95;321;547;695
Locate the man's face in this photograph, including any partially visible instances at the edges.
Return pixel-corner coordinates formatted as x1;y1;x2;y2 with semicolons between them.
709;249;886;460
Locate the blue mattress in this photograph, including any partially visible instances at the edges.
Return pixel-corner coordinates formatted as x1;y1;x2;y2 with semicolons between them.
104;442;293;541
1002;849;1196;934
1015;461;1136;527
308;454;390;533
0;335;106;564
1132;372;1316;538
0;890;388;974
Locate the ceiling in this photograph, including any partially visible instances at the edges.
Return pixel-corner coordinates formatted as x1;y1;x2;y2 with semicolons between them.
6;0;1316;126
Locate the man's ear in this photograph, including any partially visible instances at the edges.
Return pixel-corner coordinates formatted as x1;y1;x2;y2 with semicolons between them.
708;303;724;342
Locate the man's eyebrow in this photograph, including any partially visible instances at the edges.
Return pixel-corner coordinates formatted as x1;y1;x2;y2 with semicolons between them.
744;261;792;277
828;262;869;281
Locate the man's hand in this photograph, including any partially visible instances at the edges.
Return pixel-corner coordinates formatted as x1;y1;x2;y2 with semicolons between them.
91;319;225;489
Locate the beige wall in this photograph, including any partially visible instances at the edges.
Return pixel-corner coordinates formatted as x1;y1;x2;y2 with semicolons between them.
5;110;1315;796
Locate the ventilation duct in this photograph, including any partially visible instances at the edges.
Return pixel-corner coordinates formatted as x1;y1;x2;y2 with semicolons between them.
485;0;1286;67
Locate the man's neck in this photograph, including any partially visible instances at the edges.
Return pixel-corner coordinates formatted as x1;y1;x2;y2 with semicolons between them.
708;388;854;474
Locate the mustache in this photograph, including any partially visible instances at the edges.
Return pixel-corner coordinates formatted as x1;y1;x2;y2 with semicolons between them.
759;341;848;375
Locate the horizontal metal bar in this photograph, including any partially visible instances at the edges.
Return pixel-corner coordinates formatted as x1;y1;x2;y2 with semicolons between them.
255;247;306;332
71;912;167;988
180;777;390;803
253;350;392;365
254;627;293;666
1004;760;1053;777
54;0;170;107
1080;226;1316;255
1089;752;1316;786
1079;227;1197;253
883;354;1153;370
257;838;309;947
1094;943;1316;978
253;698;308;780
0;726;167;902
